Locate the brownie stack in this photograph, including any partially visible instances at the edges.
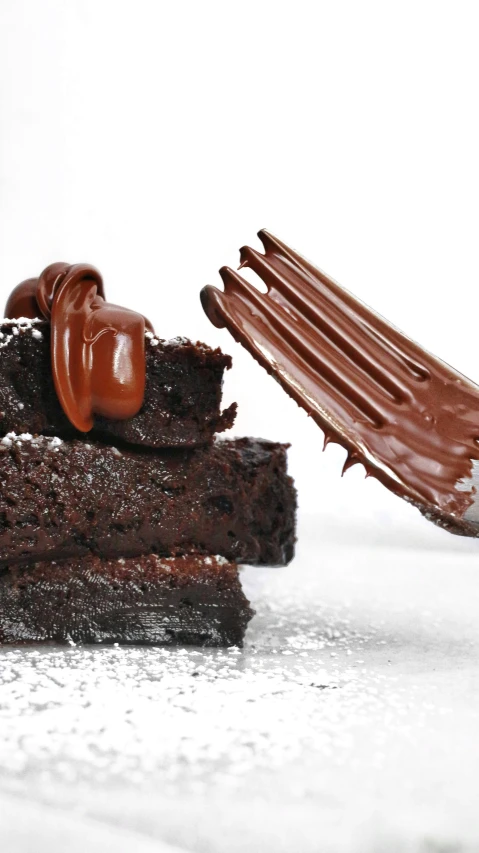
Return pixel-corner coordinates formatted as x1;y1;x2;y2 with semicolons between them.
0;318;296;646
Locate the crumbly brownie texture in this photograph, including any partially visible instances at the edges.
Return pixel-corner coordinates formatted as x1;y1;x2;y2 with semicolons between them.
0;434;296;567
0;321;236;447
0;554;253;646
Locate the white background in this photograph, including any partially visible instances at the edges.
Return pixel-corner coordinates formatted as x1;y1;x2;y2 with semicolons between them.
1;0;479;531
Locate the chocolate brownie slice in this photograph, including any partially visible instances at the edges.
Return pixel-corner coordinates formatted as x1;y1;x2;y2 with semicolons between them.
0;320;236;447
0;434;296;567
0;554;252;646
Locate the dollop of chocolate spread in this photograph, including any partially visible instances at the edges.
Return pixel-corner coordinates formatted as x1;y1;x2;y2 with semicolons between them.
201;230;479;535
5;263;153;433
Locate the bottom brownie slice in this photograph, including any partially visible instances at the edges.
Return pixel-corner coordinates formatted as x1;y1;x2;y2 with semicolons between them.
0;554;253;646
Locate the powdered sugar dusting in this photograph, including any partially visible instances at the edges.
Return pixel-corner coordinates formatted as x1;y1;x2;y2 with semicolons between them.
1;318;43;326
0;523;478;852
48;436;63;449
0;637;400;791
0;319;44;349
145;332;220;354
0;546;435;795
0;432;62;449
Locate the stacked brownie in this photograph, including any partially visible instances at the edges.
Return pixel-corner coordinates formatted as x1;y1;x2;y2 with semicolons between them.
0;318;296;646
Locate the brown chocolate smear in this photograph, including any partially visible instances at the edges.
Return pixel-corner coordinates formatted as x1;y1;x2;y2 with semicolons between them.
5;263;153;433
201;230;479;535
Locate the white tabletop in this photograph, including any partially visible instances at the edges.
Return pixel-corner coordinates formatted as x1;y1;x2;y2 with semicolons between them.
1;512;479;852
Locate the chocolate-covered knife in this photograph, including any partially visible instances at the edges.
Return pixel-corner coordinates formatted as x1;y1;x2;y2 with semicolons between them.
201;230;479;536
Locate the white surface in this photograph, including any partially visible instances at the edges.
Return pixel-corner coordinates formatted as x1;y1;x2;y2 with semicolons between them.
1;514;479;852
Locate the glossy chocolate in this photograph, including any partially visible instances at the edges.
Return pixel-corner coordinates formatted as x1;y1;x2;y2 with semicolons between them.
201;230;479;534
5;263;152;432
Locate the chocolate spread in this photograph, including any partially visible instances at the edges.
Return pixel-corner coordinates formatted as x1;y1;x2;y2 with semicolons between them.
201;230;479;534
5;263;152;432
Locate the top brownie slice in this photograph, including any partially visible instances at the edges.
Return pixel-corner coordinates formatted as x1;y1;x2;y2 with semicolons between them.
0;320;236;447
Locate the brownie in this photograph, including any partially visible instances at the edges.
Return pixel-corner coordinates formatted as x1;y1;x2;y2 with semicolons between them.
0;433;296;567
0;554;253;646
0;320;236;447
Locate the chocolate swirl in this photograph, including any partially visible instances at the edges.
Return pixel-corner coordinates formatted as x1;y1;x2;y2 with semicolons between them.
5;263;153;433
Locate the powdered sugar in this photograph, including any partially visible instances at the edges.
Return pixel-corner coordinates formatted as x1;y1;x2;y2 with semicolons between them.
1;431;34;447
0;432;62;449
0;319;44;349
0;644;386;786
48;436;63;449
0;318;43;326
0;540;433;793
146;330;166;347
1;517;478;852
